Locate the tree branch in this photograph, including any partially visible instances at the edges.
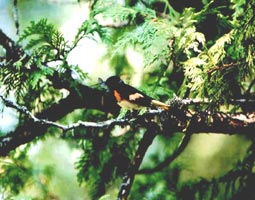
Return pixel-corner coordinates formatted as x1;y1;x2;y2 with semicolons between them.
117;124;158;200
1;95;255;157
0;29;120;116
138;133;192;174
0;28;121;155
0;29;24;61
13;0;20;35
0;95;162;134
246;77;255;96
207;62;239;75
0;91;120;156
0;95;125;131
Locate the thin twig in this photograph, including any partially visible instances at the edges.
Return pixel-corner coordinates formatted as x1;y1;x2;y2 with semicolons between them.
138;133;192;174
13;0;19;35
207;62;239;75
246;78;255;95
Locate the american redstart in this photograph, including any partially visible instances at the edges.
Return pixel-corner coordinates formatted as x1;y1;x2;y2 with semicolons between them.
105;76;169;110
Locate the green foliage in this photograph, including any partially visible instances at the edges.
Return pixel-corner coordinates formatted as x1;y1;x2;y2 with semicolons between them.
114;18;175;67
75;112;142;199
0;149;32;197
1;0;255;199
176;172;254;200
130;134;183;199
234;0;255;78
1;18;98;111
74;19;109;47
19;19;66;60
92;0;177;75
89;1;255;199
92;1;139;24
131;173;177;200
180;31;233;100
230;0;246;24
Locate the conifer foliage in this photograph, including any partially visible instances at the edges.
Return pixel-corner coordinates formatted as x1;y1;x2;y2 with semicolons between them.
0;0;255;199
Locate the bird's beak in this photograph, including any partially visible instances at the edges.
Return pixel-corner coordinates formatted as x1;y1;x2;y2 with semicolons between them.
98;77;107;89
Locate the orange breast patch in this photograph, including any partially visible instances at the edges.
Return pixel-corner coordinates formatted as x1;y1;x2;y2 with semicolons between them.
114;90;122;102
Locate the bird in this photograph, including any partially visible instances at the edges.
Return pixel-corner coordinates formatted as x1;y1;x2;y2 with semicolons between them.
105;76;169;111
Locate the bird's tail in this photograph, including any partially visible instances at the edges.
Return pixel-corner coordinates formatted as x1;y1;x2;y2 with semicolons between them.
151;100;170;110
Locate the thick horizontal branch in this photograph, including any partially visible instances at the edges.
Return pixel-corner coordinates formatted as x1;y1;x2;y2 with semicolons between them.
0;91;120;156
1;95;255;156
0;95;124;130
188;112;255;135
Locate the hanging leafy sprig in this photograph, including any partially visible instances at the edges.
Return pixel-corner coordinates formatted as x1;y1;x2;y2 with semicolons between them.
19;19;67;65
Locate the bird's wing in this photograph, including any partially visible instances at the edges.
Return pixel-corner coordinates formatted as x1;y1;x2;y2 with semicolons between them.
117;83;169;110
119;84;152;106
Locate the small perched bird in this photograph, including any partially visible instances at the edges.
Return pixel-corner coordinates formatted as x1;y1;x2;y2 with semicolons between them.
105;76;169;110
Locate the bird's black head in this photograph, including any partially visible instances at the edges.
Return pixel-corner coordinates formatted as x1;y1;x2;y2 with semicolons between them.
105;76;124;89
